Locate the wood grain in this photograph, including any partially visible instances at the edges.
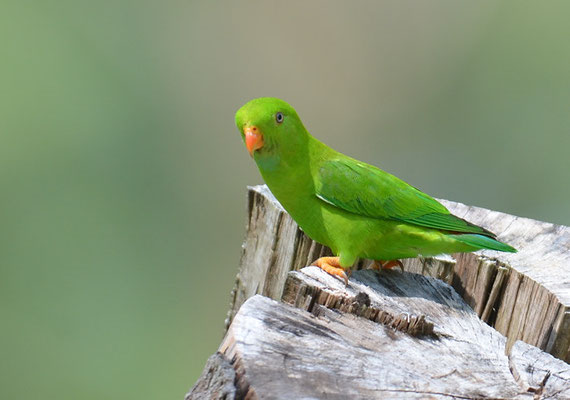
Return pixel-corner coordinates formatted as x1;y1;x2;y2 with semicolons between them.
210;263;570;399
441;199;570;361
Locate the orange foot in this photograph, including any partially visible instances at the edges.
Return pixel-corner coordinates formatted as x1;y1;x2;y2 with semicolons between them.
311;256;349;285
371;259;404;271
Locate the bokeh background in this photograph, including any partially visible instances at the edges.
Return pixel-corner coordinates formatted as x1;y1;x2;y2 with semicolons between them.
2;1;569;398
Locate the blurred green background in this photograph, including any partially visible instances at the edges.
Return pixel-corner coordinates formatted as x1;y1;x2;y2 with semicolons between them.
1;1;569;398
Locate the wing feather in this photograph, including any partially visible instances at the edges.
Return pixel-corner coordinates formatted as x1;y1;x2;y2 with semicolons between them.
315;159;494;237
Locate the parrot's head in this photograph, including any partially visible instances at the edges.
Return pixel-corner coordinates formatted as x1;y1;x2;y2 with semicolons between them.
235;97;308;166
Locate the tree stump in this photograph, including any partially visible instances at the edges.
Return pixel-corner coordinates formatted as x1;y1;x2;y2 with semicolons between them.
227;185;570;362
188;185;570;399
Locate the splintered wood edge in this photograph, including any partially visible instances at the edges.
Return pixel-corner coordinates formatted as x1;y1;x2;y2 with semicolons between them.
282;270;435;337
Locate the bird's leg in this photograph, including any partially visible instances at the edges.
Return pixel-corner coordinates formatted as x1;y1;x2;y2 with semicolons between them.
311;256;349;285
371;259;404;271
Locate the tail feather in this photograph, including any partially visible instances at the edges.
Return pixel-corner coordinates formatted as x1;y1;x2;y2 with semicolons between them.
453;233;517;253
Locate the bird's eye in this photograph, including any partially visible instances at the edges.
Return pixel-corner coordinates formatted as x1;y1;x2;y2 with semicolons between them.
275;112;284;123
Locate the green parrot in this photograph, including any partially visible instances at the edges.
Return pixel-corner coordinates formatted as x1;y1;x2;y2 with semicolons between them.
235;97;516;284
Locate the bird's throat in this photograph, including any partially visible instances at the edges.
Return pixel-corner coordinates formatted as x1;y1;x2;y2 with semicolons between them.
254;152;280;172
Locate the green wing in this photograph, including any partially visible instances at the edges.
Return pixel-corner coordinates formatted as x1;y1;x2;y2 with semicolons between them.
315;159;494;237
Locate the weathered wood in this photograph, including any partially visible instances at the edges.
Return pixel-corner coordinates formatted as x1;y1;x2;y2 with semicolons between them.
227;185;570;362
226;185;335;328
203;265;570;398
190;185;570;398
509;340;570;398
185;353;237;400
440;200;570;361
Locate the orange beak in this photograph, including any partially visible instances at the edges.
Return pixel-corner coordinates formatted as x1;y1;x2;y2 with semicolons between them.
244;126;264;156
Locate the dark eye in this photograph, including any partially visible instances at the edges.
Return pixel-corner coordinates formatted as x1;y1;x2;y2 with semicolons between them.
275;112;284;123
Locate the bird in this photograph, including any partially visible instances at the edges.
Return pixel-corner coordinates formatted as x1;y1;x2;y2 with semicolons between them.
235;97;516;284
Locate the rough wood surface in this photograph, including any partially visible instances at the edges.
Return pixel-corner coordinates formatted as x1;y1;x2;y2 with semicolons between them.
227;185;570;362
185;352;237;400
440;200;570;361
208;265;570;399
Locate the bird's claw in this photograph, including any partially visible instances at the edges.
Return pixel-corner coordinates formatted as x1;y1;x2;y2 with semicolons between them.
311;256;349;285
371;259;404;272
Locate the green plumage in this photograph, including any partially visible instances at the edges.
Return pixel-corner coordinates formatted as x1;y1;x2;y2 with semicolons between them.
236;97;516;268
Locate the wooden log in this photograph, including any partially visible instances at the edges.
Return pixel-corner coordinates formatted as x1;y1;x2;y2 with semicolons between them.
227;185;570;362
194;267;570;399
